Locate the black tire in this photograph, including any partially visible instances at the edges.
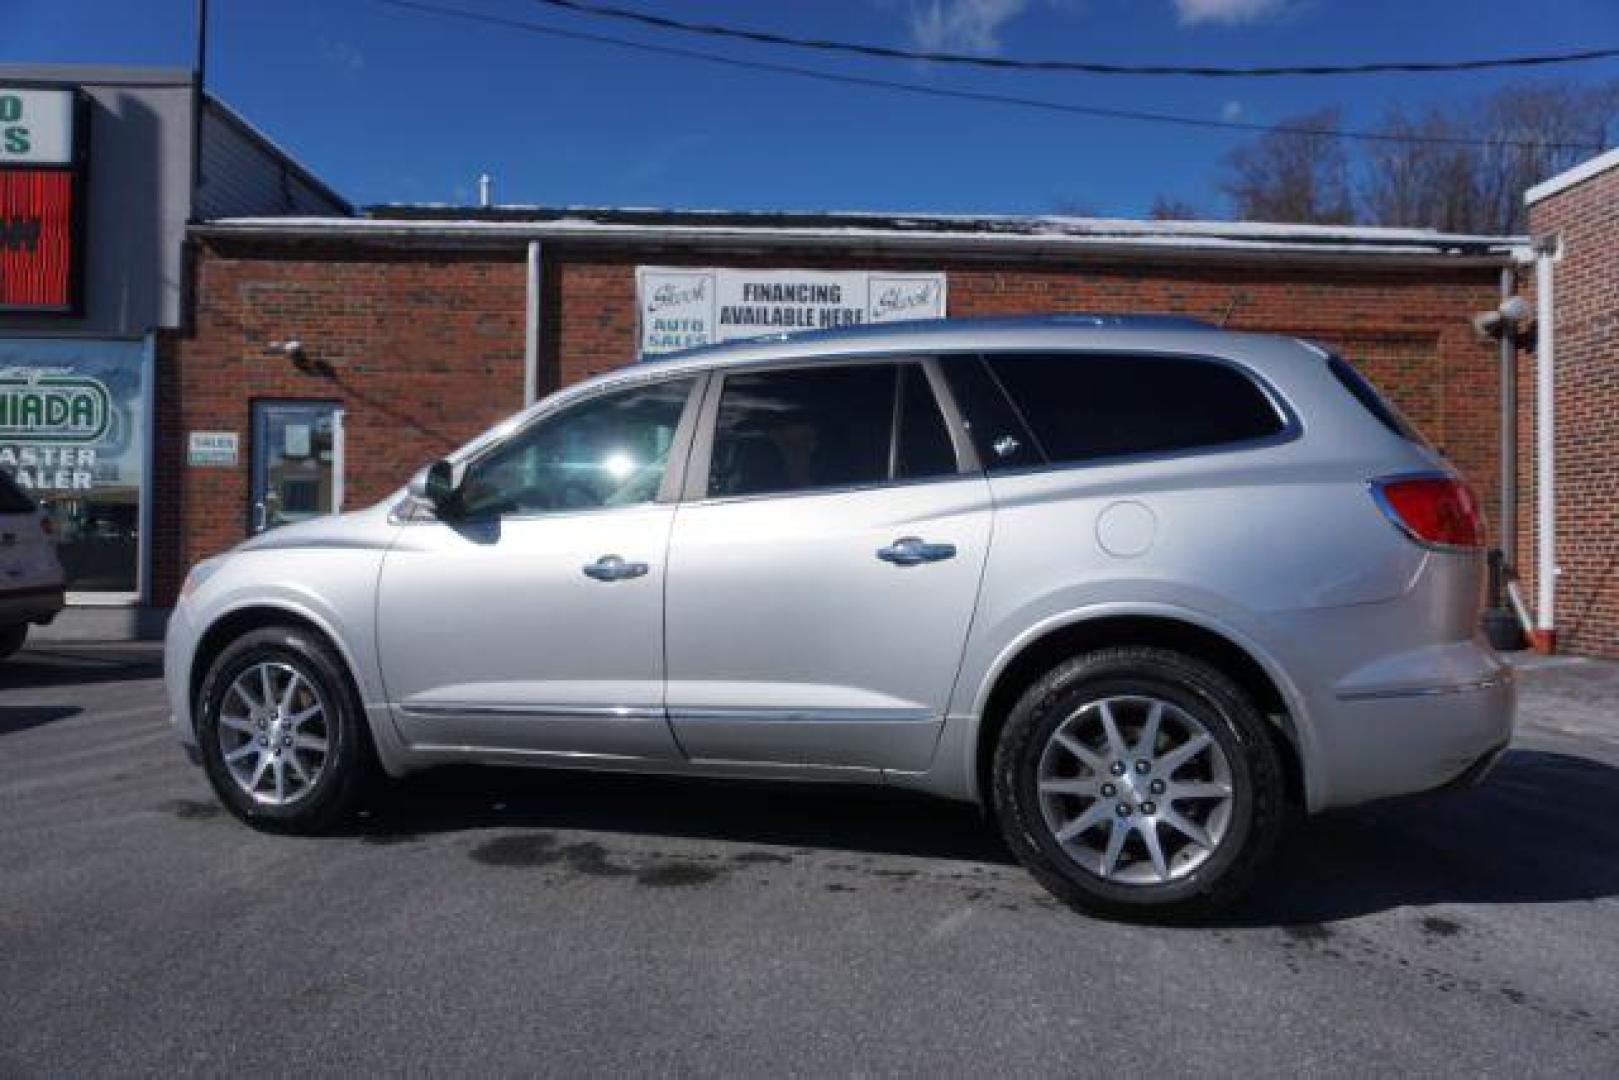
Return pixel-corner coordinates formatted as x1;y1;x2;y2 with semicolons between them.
195;624;377;833
992;646;1286;922
0;623;27;661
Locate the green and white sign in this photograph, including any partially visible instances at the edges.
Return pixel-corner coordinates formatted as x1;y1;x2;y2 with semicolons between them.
0;371;111;443
0;88;75;165
0;339;146;594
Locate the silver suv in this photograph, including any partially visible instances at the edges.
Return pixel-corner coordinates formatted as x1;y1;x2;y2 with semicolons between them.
165;316;1514;918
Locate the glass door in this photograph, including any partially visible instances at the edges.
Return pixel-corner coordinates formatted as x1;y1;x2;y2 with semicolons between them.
250;402;343;533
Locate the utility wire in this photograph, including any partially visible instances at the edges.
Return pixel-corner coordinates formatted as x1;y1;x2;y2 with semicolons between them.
531;0;1619;79
369;0;1608;151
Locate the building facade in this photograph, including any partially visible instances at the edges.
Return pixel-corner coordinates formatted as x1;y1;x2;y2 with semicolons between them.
153;210;1517;608
1522;150;1619;657
0;65;348;636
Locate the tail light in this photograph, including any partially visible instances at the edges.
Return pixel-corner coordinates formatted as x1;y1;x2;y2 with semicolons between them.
1371;474;1486;550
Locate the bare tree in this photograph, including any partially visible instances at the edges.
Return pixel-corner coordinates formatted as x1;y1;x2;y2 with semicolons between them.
1363;80;1619;233
1221;107;1356;225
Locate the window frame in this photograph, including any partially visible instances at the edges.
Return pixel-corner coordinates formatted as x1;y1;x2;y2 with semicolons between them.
449;371;709;521
946;349;1301;476
681;354;977;505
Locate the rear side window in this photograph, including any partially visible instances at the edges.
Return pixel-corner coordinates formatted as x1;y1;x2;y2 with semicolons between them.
707;362;957;498
0;470;34;513
1327;355;1428;445
983;352;1286;465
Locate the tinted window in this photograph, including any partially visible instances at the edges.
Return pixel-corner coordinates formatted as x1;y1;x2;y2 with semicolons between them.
985;352;1285;464
1327;355;1428;445
708;363;957;498
0;470;34;514
938;356;1041;471
895;364;956;481
458;378;694;516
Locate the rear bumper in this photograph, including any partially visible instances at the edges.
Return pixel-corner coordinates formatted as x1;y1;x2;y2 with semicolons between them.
1308;661;1515;810
0;586;66;627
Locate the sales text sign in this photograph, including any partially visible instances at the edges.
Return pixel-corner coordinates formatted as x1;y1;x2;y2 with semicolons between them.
636;267;947;357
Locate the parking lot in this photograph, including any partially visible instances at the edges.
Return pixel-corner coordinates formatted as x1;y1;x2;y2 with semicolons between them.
2;644;1617;1076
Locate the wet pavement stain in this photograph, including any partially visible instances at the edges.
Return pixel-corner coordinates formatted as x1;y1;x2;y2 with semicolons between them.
731;850;792;865
469;833;562;867
1420;915;1464;938
637;861;720;887
161;799;222;821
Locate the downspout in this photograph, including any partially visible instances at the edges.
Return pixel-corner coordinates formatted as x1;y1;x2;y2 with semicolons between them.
1532;236;1559;653
524;241;542;406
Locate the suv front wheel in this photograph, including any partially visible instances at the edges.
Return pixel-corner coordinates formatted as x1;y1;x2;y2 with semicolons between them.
993;646;1286;921
195;625;375;833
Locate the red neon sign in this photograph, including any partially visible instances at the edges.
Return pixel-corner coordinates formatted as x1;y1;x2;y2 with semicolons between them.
0;169;74;311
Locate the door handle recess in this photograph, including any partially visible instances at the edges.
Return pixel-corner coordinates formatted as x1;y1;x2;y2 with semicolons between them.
876;536;957;566
582;554;649;582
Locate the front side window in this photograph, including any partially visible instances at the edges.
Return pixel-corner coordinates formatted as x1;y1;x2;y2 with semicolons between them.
707;362;957;499
458;378;695;516
984;352;1286;465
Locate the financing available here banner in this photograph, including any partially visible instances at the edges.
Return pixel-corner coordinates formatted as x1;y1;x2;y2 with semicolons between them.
636;266;948;357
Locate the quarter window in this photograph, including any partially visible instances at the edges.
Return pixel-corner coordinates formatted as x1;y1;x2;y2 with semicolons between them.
457;378;695;516
707;362;957;498
983;352;1286;464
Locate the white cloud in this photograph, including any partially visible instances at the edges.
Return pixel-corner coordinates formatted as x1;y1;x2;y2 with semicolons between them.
1221;100;1243;121
1172;0;1292;25
905;0;1035;54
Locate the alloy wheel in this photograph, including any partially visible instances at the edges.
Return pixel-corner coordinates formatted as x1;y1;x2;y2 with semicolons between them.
1036;694;1235;885
215;661;331;806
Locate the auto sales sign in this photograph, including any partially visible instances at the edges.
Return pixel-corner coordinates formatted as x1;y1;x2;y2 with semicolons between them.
636;267;947;357
0;88;81;313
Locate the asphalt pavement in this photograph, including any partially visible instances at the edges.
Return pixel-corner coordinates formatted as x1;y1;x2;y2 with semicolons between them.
2;644;1617;1076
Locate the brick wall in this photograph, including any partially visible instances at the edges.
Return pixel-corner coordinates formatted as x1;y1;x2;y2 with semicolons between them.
155;237;1503;607
1527;163;1619;657
154;242;527;602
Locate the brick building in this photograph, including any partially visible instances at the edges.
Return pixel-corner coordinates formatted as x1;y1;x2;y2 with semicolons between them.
1521;150;1619;657
153;209;1520;609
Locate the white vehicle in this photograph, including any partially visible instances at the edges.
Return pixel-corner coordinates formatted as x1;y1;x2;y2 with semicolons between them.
0;472;65;661
166;316;1514;918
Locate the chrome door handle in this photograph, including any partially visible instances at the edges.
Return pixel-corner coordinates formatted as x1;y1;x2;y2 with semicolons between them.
876;536;957;566
582;554;649;582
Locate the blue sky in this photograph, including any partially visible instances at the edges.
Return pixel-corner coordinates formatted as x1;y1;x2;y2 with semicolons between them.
6;0;1618;215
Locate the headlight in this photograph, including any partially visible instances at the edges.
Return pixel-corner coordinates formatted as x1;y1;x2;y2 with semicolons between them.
178;557;225;601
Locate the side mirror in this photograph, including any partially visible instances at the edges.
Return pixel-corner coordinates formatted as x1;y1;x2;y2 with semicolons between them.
408;459;465;515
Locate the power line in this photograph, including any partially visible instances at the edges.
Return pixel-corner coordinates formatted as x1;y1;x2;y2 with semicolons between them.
368;0;1608;151
531;0;1619;79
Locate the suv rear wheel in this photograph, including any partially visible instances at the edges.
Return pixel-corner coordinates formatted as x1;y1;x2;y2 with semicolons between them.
195;625;376;833
993;646;1286;921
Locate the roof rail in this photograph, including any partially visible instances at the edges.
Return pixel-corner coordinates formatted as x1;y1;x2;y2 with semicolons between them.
642;313;1216;362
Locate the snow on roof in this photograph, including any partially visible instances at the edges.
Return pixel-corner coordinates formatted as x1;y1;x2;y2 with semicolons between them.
1525;146;1619;207
197;205;1529;264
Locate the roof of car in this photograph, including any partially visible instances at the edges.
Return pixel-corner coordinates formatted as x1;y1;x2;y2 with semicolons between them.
644;314;1216;364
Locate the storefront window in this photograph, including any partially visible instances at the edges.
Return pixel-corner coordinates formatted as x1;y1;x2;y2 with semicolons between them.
0;338;148;596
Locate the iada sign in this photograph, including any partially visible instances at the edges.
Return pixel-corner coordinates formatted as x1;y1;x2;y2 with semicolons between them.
0;87;83;314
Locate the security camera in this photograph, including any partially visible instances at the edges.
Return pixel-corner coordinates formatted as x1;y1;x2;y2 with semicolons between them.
1498;296;1532;323
269;340;305;357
